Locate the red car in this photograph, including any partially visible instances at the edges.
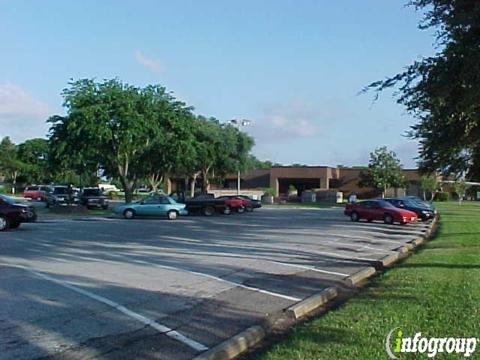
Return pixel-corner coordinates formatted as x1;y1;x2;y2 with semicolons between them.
217;196;246;213
344;199;418;225
23;185;51;201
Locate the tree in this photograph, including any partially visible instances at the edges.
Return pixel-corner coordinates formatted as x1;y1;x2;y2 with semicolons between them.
0;137;25;194
451;180;467;205
17;138;50;184
420;174;438;201
139;98;196;193
358;146;406;198
365;0;480;179
48;79;192;203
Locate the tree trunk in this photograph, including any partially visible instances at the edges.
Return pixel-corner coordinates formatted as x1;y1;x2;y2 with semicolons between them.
120;177;134;203
423;191;426;201
190;172;200;198
148;173;163;193
11;171;17;195
202;169;210;194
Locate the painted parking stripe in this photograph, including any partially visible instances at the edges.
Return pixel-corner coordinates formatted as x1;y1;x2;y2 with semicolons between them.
158;236;349;276
112;254;301;302
12;265;209;352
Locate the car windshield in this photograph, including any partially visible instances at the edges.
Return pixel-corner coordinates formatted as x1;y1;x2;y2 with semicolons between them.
54;187;68;195
26;186;38;191
84;189;102;196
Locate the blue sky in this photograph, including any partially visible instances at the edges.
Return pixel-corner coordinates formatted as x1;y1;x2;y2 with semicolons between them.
0;0;435;168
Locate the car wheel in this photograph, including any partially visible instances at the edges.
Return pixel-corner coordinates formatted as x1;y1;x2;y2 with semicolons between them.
367;218;373;222
223;206;232;215
37;197;42;201
245;206;253;212
29;213;37;222
384;214;394;225
123;209;135;219
203;206;215;216
0;216;9;231
101;205;108;210
237;206;245;214
167;210;178;220
350;212;359;222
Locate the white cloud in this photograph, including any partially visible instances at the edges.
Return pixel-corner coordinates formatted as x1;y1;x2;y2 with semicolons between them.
255;98;320;139
134;50;162;74
0;83;52;142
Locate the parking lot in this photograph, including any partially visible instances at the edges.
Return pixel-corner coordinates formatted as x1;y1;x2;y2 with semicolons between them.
0;208;433;359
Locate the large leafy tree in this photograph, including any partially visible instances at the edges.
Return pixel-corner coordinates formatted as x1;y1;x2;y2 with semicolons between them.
359;146;406;197
49;79;193;202
366;0;480;179
139;91;196;193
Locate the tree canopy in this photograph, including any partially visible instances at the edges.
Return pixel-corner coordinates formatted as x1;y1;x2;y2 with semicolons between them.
359;146;406;197
47;79;255;202
366;0;480;179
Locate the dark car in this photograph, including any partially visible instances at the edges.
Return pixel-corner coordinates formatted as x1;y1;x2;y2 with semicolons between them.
384;198;435;221
173;193;229;216
237;195;262;210
344;199;418;225
79;188;109;209
45;186;69;207
0;195;37;223
0;196;30;230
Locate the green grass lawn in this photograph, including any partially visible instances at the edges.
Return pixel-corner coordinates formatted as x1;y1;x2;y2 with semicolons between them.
256;202;480;359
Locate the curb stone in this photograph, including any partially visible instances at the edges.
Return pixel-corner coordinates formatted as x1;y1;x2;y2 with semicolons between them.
286;287;338;319
193;326;265;360
344;266;376;286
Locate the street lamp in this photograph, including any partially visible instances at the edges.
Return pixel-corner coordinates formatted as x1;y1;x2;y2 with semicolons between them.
229;118;251;195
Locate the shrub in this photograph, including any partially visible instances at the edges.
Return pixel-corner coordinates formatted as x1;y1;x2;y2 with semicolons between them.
263;187;276;197
434;192;449;202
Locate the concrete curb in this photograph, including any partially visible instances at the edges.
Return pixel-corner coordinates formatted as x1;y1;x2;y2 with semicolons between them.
344;266;376;287
286;287;338;319
193;326;266;360
379;252;401;268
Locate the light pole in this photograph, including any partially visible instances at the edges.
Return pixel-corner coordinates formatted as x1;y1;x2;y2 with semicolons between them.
229;119;251;195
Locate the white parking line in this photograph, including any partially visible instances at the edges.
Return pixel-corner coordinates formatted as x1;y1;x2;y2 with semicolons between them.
158;236;354;276
111;254;301;302
7;264;209;352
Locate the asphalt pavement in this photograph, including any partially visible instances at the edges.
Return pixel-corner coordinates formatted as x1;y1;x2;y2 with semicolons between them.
0;208;433;359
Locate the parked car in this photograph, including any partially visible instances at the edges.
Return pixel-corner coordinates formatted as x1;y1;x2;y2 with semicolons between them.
344;199;418;225
98;184;120;194
45;186;70;207
384;198;435;221
403;196;437;212
172;193;230;216
79;188;109;209
216;196;247;213
23;185;51;201
238;195;262;210
0;196;30;230
0;195;37;223
113;194;188;220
